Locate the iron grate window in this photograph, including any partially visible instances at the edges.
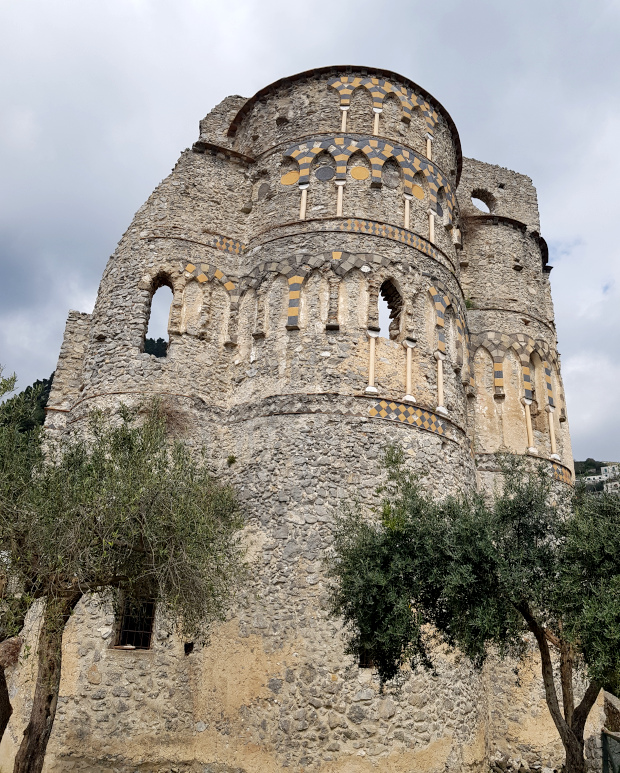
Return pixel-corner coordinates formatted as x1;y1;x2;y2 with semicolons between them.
115;599;155;650
358;650;374;669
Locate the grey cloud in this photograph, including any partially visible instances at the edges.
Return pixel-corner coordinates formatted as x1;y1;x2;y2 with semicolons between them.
1;0;618;459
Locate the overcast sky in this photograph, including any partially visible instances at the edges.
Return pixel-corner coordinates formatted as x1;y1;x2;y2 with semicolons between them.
1;0;618;461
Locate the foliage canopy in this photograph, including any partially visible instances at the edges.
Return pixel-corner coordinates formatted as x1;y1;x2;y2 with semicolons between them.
0;370;247;773
328;448;620;773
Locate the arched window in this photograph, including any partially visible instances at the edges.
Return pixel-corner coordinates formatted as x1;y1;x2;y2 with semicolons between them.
144;275;173;358
378;279;403;340
471;188;496;214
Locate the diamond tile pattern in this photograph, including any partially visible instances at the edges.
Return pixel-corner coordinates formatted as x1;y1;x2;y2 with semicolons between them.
368;399;448;436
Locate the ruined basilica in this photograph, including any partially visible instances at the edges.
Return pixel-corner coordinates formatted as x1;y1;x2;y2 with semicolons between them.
2;66;600;773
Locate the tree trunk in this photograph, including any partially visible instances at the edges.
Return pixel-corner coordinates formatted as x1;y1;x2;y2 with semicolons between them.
0;668;12;743
563;734;587;773
13;593;81;773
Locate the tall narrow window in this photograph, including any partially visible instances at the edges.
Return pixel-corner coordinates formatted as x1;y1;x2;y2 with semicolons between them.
144;277;173;358
378;279;403;340
115;598;155;650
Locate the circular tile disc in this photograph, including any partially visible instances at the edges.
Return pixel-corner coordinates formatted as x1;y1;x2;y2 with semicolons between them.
280;170;300;186
315;166;335;181
350;166;370;180
411;184;425;200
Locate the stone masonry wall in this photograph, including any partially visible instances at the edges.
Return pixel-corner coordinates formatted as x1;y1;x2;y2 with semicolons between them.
0;66;585;773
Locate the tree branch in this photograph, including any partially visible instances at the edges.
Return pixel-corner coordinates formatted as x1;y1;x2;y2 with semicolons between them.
572;680;601;741
559;638;575;727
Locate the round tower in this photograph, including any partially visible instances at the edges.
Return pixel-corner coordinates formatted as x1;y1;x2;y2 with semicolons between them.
22;66;577;773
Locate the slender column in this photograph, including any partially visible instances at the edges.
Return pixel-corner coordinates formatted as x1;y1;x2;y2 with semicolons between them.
340;106;349;133
547;406;560;460
336;181;345;217
434;351;448;415
365;330;380;394
403;338;417;402
403;194;412;230
426;133;433;160
522;398;538;454
252;291;265;339
373;109;381;136
428;211;435;244
299;186;308;220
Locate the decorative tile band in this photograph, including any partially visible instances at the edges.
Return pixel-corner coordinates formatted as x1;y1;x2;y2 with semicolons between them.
544;362;555;408
368;399;448;436
551;462;573;486
286;275;304;329
184;263;240;309
327;76;439;134
330;218;445;260
284;136;454;223
141;230;247;256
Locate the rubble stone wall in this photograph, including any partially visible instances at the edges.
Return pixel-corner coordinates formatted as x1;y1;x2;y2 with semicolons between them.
0;66;586;773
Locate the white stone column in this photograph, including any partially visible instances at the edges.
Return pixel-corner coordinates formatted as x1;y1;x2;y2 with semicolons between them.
403;338;417;402
336;180;345;217
340;106;349;133
547;406;560;460
521;398;538;454
434;350;448;416
373;108;381;136
426;133;433;160
299;185;308;220
365;330;380;394
428;211;435;244
403;194;412;230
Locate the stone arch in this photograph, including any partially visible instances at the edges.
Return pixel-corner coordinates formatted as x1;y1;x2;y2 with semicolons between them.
182;261;240;345
307;150;337;217
381;91;403;135
327;76;439;134
444;305;459;368
428;285;450;354
529;351;549;438
473;345;502;453
179;277;205;337
348;85;374;134
264;274;290;338
436;187;450;226
298;268;330;333
503;347;530;452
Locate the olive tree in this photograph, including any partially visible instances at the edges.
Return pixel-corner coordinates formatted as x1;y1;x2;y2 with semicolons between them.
328;448;620;773
0;387;246;773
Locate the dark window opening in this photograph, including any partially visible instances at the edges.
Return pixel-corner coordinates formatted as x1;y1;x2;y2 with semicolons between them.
358;650;374;669
378;279;403;340
115;598;155;650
